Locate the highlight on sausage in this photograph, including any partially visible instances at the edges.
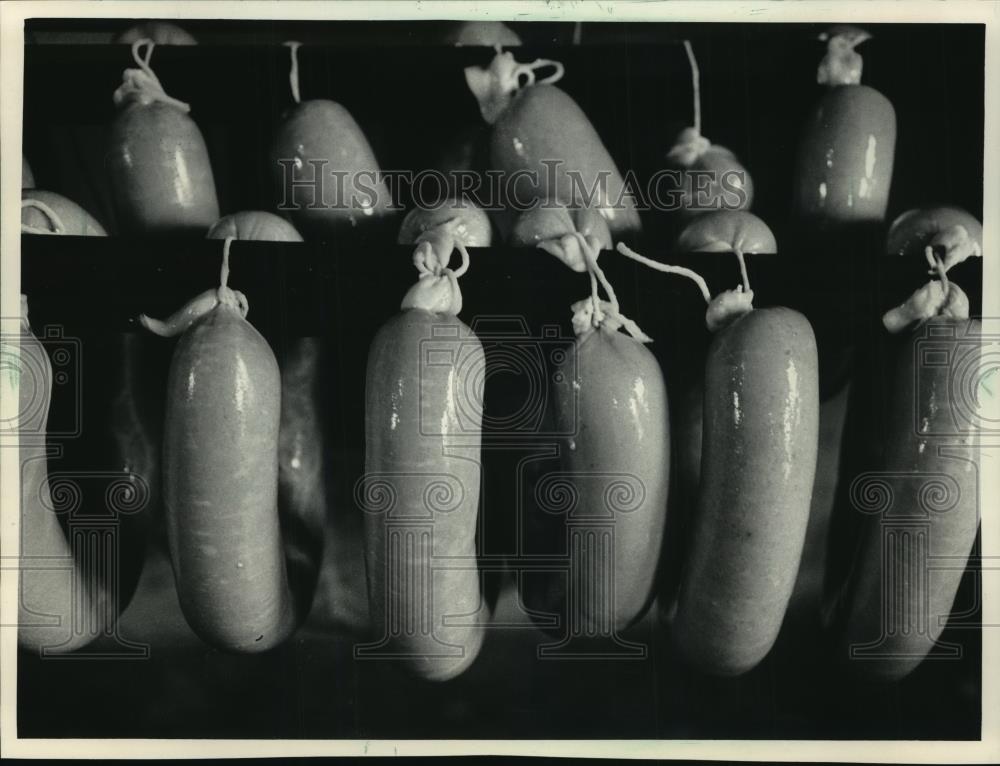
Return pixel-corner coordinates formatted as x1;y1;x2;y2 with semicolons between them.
618;243;819;675
667;210;780;599
270;42;394;236
664;42;754;219
523;235;669;638
792;26;896;227
20;193;156;650
465;50;641;239
829;249;981;682
360;236;487;681
107;39;220;234
139;239;320;652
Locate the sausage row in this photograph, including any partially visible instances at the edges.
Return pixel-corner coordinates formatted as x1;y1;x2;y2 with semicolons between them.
15;24;983;685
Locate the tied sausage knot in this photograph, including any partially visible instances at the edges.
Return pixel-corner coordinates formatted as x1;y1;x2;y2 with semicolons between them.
817;26;871;86
400;237;470;316
465;50;565;125
571;298;651;343
705;287;755;332
929;225;983;274
113;39;191;113
539;231;604;273
882;279;969;334
666;127;713;167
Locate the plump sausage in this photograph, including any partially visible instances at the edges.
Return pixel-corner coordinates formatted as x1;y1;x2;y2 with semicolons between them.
792;27;896;226
361;243;486;681
107;40;219;234
466;52;641;239
13;297;110;653
833;265;979;681
520;240;668;639
270;43;393;237
617;244;819;675
676;307;819;675
143;245;316;652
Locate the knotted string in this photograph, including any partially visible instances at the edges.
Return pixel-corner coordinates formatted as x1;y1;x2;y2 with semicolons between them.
573;234;651;342
113;38;191;112
466;51;565;124
139;237;249;337
402;237;470;315
616;242;754;332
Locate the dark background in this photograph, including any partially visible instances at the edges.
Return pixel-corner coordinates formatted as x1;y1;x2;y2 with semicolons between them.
18;19;984;740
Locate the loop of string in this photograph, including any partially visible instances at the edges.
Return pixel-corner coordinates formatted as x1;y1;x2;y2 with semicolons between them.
413;230;470;280
575;234;651;342
466;51;565;124
138;237;247;337
683;40;701;136
927;224;983;274
113;38;191;112
285;41;302;104
925;246;949;295
616;243;753;331
513;58;565;89
403;237;468;315
616;242;712;304
21;199;66;235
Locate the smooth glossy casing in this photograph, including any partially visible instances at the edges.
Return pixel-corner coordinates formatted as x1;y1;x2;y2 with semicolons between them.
839;318;980;681
793;85;896;225
14;308;108;653
674;308;819;675
163;304;295;652
271;99;393;235
109;101;219;234
545;325;670;632
362;309;486;681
